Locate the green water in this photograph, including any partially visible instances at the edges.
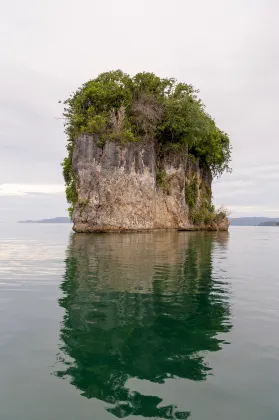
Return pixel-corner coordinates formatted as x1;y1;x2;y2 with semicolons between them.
0;225;278;419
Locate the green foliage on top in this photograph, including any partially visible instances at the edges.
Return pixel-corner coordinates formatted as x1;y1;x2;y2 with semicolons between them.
61;70;232;212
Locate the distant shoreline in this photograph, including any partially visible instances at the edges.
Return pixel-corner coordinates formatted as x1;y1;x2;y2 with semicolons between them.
18;217;70;224
14;216;279;226
229;217;279;226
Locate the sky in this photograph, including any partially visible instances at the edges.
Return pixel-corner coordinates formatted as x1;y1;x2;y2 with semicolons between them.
1;0;279;221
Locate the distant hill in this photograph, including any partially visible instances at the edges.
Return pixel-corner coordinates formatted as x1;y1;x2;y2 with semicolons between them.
229;217;279;226
18;217;71;224
258;221;279;226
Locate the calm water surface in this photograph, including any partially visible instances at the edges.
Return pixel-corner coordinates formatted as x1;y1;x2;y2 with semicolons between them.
0;224;278;419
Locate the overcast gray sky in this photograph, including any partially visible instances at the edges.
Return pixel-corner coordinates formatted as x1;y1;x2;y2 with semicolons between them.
1;0;278;221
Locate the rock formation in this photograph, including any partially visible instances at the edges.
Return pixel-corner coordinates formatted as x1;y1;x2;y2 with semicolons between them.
72;135;229;232
61;70;231;232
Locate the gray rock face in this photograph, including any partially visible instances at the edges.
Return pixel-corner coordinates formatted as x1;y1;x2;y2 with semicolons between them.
72;135;228;232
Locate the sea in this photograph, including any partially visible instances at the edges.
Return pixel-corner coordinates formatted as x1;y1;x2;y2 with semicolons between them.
0;224;278;420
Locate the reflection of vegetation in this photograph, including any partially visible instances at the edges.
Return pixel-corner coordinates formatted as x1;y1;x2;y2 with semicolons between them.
55;232;231;419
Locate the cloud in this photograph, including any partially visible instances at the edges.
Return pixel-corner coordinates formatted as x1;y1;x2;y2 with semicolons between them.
213;161;279;215
0;0;279;219
0;184;64;197
0;193;68;222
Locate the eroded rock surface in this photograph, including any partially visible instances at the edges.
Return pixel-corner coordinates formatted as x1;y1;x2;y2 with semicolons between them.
72;135;228;232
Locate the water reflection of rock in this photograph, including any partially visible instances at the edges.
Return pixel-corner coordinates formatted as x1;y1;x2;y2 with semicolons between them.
55;231;231;419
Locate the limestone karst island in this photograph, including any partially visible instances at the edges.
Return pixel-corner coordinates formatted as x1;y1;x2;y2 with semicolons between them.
62;71;231;232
